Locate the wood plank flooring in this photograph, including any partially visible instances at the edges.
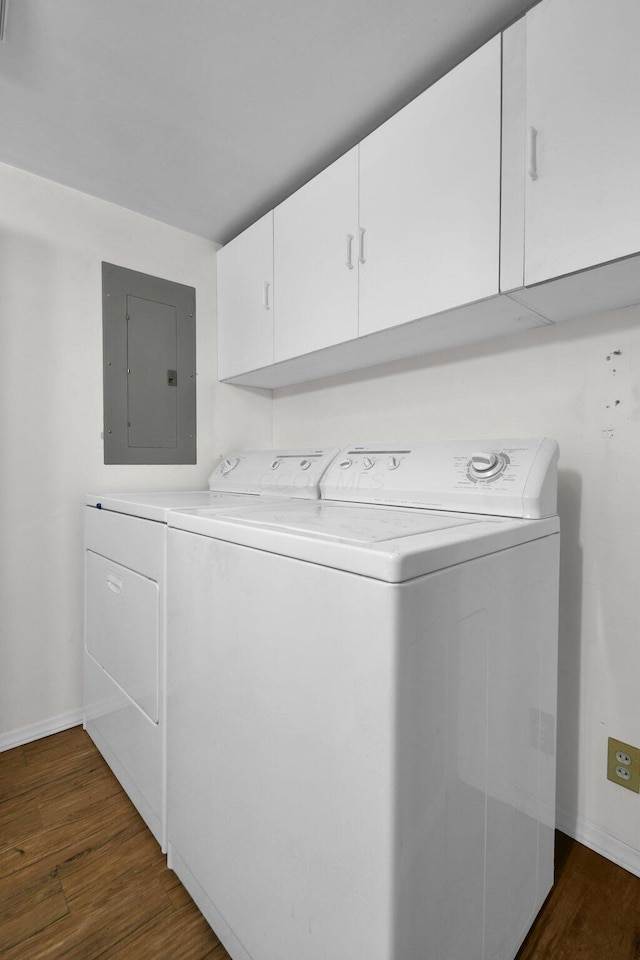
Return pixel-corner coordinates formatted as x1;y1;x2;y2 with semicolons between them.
516;831;640;960
0;727;228;959
2;726;640;959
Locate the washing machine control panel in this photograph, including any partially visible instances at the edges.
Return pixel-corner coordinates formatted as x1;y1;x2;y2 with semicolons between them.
339;453;408;472
321;438;559;519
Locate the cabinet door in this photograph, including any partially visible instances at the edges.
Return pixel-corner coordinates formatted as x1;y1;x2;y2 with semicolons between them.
274;148;359;362
217;211;273;380
525;0;640;286
358;36;501;337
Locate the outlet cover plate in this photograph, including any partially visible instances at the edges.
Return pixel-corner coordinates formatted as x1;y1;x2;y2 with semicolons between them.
607;737;640;793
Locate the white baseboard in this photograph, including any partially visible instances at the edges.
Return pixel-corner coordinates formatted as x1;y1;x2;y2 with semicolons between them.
0;709;83;753
556;806;640;880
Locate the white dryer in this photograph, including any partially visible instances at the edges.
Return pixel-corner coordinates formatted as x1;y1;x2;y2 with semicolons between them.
166;438;560;960
83;447;338;850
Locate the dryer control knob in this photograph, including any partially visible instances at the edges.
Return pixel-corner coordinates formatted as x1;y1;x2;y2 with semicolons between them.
388;456;401;470
270;459;281;470
220;457;239;476
299;458;311;470
363;456;375;470
340;458;353;469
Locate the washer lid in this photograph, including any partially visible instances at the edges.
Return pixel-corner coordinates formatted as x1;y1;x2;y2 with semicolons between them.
199;501;476;543
167;499;559;582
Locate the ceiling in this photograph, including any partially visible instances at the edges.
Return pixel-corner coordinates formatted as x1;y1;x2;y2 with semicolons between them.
0;0;537;245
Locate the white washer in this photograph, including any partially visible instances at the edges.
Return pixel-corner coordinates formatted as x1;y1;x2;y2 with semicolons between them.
83;447;338;850
166;438;560;960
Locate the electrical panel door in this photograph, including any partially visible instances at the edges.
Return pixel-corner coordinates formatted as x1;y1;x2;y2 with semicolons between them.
102;262;196;464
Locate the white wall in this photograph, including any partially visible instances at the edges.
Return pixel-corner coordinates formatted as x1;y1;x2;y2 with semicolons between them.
272;305;640;869
0;161;271;743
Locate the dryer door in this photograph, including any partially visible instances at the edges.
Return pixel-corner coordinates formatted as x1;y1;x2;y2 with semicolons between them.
86;551;159;722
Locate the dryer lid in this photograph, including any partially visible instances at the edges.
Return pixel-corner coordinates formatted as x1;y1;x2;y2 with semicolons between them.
83;488;271;522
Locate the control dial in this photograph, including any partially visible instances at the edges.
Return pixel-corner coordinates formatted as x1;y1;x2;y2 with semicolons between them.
299;458;311;471
339;458;353;470
388;456;401;470
220;457;239;476
362;456;376;471
466;451;509;482
471;452;498;472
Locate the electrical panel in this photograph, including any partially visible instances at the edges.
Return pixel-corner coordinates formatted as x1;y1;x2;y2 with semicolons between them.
102;262;196;464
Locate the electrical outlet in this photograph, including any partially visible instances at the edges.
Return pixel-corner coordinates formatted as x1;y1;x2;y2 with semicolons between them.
607;737;640;793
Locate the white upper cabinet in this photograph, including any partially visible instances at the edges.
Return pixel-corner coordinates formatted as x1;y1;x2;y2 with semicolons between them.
216;27;555;388
274;148;359;362
523;0;640;286
217;211;273;380
358;36;501;337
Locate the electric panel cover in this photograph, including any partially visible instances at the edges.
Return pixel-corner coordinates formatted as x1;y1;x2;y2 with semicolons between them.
102;262;196;464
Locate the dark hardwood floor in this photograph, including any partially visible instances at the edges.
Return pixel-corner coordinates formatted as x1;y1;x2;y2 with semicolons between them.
0;726;227;959
516;831;640;960
1;726;639;959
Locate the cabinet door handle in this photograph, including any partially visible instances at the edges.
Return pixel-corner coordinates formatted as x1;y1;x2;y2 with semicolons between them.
358;227;366;264
263;281;271;310
528;126;538;181
345;234;354;270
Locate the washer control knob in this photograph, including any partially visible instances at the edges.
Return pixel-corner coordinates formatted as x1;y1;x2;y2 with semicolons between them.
363;456;375;471
340;458;353;470
470;452;498;473
299;458;311;471
466;451;509;482
388;456;401;470
270;459;281;470
220;457;239;476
